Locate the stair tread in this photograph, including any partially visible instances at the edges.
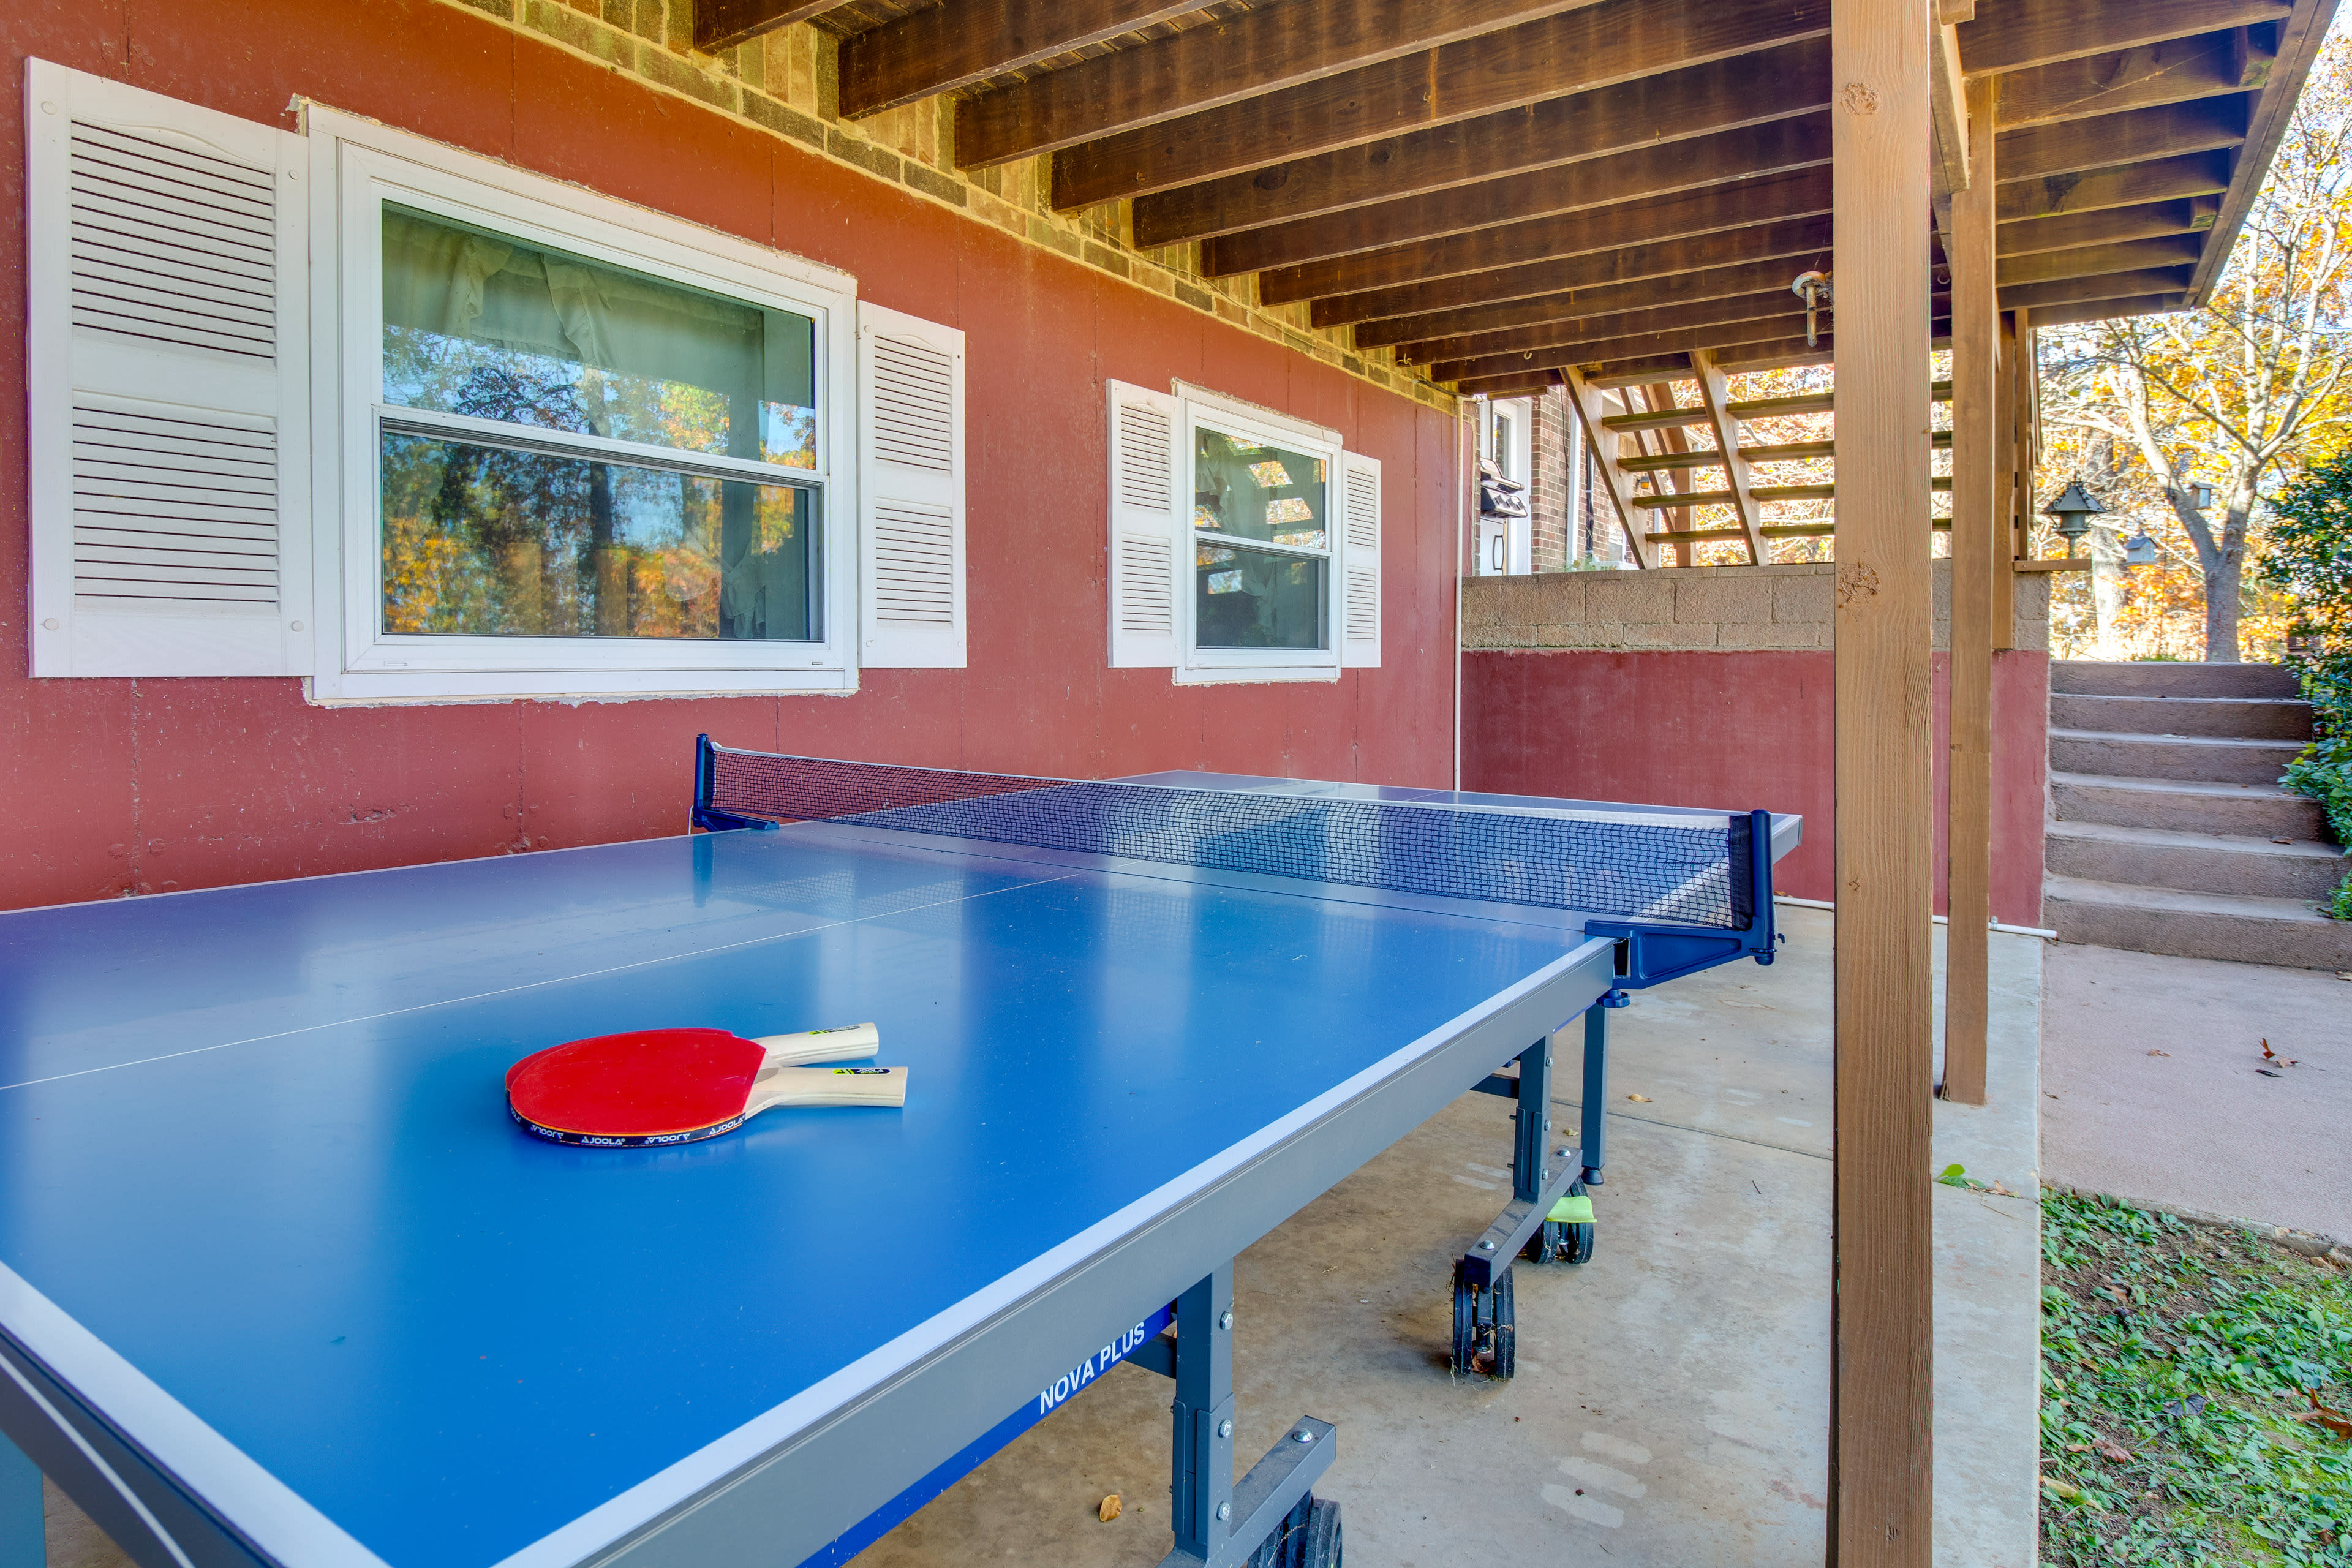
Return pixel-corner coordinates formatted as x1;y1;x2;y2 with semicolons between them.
2047;727;2305;752
2049;770;2307;801
2043;818;2348;861
2045;874;2344;924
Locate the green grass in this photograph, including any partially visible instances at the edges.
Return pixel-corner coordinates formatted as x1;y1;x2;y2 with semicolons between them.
2041;1191;2352;1565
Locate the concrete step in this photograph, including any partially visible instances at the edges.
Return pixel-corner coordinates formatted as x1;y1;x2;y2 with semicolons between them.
2044;818;2350;902
2046;874;2352;970
2047;728;2305;786
2049;771;2328;839
2052;660;2302;699
2048;692;2313;740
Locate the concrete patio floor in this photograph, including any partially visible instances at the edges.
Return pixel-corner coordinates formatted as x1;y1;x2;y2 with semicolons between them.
37;908;2043;1568
2041;940;2351;1243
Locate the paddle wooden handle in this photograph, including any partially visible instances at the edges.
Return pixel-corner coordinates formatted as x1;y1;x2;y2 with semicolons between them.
751;1023;880;1067
744;1066;908;1114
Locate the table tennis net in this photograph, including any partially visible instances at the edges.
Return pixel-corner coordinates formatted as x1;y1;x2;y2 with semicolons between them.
700;744;1752;929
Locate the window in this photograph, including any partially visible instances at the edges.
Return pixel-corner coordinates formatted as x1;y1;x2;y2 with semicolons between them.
25;63;966;696
1109;382;1379;682
319;123;867;701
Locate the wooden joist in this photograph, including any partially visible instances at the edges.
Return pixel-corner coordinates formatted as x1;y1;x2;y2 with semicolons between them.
1996;197;2218;257
1431;309;1841;382
1994;148;2232;221
837;1;1205;119
1036;0;1831;207
2024;290;2191;325
956;0;1609;172
693;0;845;52
1207;115;1833;279
1996;27;2275;128
1396;287;1812;368
1264;170;1831;307
1135;37;1830;248
2001;265;2198;309
1996;233;2207;286
1958;0;2292;78
1995;96;2252;183
1343;240;1838;345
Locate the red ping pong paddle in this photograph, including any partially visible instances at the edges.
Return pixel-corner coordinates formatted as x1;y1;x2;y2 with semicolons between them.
506;1023;907;1147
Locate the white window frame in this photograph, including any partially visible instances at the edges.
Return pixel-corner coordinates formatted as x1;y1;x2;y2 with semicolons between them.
1174;383;1347;685
301;107;861;704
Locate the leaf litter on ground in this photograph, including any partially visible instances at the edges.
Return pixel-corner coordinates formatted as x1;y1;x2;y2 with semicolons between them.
2041;1191;2352;1566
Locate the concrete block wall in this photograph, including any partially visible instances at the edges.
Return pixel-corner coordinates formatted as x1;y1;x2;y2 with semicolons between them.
1463;560;2052;653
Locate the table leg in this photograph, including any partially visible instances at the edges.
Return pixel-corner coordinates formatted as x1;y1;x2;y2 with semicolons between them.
1159;1263;1336;1568
1581;1000;1613;1186
0;1426;41;1568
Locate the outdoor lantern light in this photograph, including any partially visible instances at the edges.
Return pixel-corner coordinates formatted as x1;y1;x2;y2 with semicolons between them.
2124;530;2159;567
2042;480;2105;558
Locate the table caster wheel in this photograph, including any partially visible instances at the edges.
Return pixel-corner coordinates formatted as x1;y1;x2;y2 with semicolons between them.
1245;1494;1340;1568
1449;1262;1515;1378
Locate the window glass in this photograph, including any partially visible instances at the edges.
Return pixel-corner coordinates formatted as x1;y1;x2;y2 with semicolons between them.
1192;428;1327;551
380;432;815;641
1195;542;1325;649
380;205;817;470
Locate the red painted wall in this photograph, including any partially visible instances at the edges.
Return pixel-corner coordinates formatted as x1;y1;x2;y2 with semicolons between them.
0;3;1464;910
1463;649;2051;928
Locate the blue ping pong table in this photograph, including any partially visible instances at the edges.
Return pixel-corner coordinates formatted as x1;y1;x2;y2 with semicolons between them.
0;742;1796;1568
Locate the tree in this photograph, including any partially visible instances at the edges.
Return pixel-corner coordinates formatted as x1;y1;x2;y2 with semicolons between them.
2038;30;2352;661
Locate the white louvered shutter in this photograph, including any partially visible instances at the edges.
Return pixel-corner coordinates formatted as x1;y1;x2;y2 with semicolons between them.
1106;380;1181;668
24;60;309;679
1338;450;1381;668
856;301;965;668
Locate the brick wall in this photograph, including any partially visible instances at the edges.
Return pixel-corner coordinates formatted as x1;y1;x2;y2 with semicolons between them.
1528;386;1573;573
1462;561;2052;651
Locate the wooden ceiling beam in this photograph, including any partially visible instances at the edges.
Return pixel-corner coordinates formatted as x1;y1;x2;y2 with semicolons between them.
1994;28;2275;129
2000;266;2198;309
1333;219;1838;339
1038;0;1831;207
2023;290;2193;326
1398;288;1806;368
1135;36;1830;248
954;0;1607;173
1994;197;2217;257
1994;149;2232;222
1996;96;2252;183
1436;315;1814;382
1210;113;1832;279
1260;167;1831;306
1581;355;1702;390
1458;370;1567;398
838;1;1206;119
1996;233;2208;285
1434;298;1955;382
694;0;851;52
1958;0;2290;78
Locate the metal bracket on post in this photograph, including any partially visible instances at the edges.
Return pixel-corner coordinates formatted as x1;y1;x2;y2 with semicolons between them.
1159;1265;1336;1568
690;733;780;834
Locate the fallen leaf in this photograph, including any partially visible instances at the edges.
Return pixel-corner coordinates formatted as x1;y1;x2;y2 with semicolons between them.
2273;837;2295;845
2065;1442;2092;1453
2096;1439;2133;1463
2299;1390;2352;1440
1626;1093;1651;1102
2147;1049;2169;1057
1099;1494;1123;1523
2042;1477;2082;1501
2261;1039;2301;1067
2258;1068;2284;1078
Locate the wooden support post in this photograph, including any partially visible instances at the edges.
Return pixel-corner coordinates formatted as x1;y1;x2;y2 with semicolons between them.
1694;350;1767;563
1830;0;1935;1559
1991;307;2019;651
1564;368;1657;568
1943;75;1998;1108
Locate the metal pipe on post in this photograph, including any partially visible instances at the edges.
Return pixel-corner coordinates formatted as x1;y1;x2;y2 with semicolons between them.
1943;73;1998;1107
1829;0;1936;1559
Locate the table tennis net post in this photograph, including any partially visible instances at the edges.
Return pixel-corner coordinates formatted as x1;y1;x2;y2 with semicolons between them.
693;736;1760;930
